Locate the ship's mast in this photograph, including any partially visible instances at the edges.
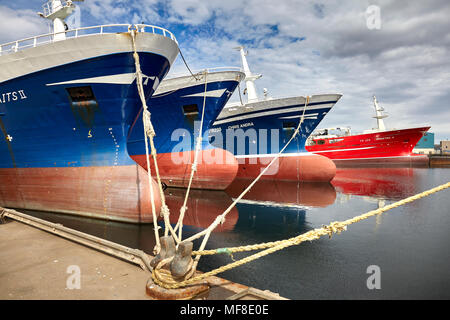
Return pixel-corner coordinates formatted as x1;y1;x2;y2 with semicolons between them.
234;46;262;104
38;0;84;41
372;95;387;131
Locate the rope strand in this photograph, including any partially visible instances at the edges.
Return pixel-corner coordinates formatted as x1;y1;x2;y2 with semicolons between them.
153;181;450;288
173;70;209;240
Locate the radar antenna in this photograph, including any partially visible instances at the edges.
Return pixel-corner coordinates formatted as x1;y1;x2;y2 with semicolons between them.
372;95;388;131
234;46;262;103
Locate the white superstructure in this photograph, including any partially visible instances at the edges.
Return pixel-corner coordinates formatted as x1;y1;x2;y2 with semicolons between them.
38;0;84;41
234;46;262;103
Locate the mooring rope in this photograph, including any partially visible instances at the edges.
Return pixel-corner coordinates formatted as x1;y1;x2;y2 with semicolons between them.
129;26;450;291
173;70;209;241
130;29;161;252
151;96;310;282
130;29;180;250
152;181;450;289
179;47;201;81
183;96;310;246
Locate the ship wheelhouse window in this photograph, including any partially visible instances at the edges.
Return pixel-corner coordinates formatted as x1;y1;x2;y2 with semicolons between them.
317;139;326;145
182;104;199;116
329;138;344;144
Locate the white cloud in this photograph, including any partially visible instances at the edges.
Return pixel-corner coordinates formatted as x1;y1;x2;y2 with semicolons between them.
1;0;449;141
163;0;450;141
0;5;49;44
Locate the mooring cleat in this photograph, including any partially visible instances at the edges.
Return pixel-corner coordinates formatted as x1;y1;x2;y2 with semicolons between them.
150;236;176;268
170;241;194;278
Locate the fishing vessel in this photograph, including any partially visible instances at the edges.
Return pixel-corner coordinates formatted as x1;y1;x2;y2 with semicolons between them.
127;69;245;190
210;46;341;182
0;0;179;223
305;96;430;166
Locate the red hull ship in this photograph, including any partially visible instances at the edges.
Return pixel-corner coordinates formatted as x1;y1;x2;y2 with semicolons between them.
305;96;430;166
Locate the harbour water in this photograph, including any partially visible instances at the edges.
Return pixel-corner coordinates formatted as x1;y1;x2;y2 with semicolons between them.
20;167;450;299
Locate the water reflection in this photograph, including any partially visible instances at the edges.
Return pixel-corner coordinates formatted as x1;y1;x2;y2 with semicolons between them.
164;188;238;232
332;167;421;201
226;179;336;208
13;167;450;299
20;168;422;253
163;180;336;241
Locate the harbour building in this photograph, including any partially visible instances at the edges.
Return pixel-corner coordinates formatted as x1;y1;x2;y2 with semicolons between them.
414;132;435;154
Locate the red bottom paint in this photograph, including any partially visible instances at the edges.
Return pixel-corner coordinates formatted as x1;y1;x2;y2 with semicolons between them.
332;154;429;167
0;165;161;224
234;153;336;182
131;148;239;190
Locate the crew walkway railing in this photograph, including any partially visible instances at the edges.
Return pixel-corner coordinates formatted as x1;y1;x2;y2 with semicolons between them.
0;24;177;56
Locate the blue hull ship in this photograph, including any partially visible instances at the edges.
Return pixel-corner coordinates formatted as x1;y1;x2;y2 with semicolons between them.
211;94;341;155
210;47;341;182
0;1;179;223
127;69;245;190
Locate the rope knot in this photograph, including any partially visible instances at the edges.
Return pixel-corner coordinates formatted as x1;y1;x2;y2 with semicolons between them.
143;110;156;138
323;222;347;239
179;205;187;216
160;204;170;218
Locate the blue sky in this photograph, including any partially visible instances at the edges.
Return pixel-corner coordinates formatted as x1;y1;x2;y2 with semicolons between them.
1;0;450;142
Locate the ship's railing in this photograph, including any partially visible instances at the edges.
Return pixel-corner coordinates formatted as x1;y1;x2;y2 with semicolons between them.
42;0;66;17
134;24;177;43
165;67;244;80
0;23;177;56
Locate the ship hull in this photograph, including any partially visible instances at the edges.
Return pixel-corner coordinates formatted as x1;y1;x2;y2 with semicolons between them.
211;94;341;182
234;153;336;182
131;148;238;190
0;165;161;223
0;31;179;223
306;127;431;167
127;71;244;190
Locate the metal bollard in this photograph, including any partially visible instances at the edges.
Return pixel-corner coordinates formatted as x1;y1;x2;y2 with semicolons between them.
150;236;176;268
170;241;193;278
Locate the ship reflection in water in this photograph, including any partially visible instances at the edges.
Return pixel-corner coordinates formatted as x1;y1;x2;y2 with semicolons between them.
167;179;337;246
16;167;450;299
20;167;423;248
332;167;421;200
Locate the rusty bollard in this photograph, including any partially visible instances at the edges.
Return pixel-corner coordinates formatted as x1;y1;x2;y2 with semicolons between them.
146;240;209;299
170;241;193;278
150;236;176;268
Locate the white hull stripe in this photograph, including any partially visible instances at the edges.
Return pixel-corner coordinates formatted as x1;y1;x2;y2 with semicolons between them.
214;104;333;126
330;155;427;161
310;146;376;153
235;152;317;159
46;73;155;86
278;113;319;120
181;88;227;98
